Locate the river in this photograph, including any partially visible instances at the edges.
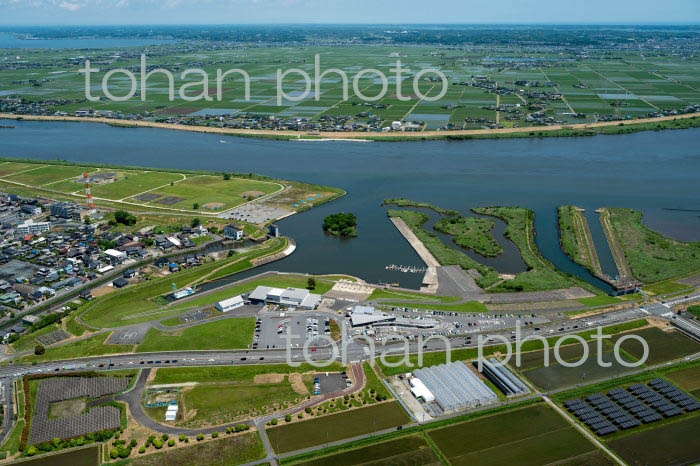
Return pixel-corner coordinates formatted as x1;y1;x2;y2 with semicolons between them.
1;119;698;291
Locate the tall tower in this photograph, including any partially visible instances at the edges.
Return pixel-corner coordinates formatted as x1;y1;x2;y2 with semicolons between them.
84;172;96;214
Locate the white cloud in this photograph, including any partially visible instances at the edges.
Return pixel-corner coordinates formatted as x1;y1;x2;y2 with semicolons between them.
59;1;82;10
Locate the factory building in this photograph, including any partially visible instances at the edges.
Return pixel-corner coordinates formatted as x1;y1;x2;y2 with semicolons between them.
248;286;321;310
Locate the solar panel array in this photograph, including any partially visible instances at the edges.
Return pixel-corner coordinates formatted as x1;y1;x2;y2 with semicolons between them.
30;377;130;445
565;379;700;436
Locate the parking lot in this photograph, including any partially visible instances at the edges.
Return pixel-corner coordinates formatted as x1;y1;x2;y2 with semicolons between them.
254;313;332;349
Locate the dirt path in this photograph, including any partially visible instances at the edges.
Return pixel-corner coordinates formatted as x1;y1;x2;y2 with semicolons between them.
3;112;698;140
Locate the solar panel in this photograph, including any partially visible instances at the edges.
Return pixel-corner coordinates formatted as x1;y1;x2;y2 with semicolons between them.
596;426;618;436
641;413;662;423
578;411;601;421
564;399;584;408
584;417;607;426
675;398;695;407
586;393;605;401
597;402;617;410
648;378;667;386
646;395;665;403
684;403;700;412
623;400;644;409
656;386;675;394
661;408;683;417
638;391;656;400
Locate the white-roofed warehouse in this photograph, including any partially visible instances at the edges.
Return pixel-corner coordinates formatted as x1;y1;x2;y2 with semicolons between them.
412;361;498;412
215;295;245;312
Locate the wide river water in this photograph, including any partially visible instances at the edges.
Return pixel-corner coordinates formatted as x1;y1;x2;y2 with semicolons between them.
1;119;699;292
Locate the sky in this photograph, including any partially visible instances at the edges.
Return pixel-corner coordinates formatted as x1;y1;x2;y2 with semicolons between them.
0;0;699;25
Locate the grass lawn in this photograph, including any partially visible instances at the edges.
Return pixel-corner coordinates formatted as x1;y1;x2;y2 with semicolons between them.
434;215;503;257
10;323;61;352
363;362;392;400
139;175;281;211
575;295;623;306
136;318;255;352
3;165;91;186
0;161;45;177
428;404;606;466
19;333;134;363
150;364;342;427
688;305;700;319
643;280;691;295
90;171;184;200
112;432;265;466
266;402;411;453
607;207;700;283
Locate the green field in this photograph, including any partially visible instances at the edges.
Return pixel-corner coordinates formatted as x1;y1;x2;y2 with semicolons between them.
111;432;265;466
150;364;342;427
136;317;255;352
428;404;609;466
285;435;440;466
1;165;93;187
610;327;700;366
266;402;411;453
19;332;133;363
434;215;503;257
607;416;700;466
606;208;700;283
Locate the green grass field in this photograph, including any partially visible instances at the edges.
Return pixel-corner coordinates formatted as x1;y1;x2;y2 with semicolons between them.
428;404;609;466
1;164;92;187
266;402;410;453
381;300;488;312
136;317;255;352
607;208;700;284
19;332;133;363
150;364;342;427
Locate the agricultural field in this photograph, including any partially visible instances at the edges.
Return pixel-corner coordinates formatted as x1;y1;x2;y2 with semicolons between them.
610;327;700;366
3;41;700;131
109;432;265;466
266;402;410;453
135;317;255;352
284;435;440;466
606;208;700;284
428;404;612;466
667;364;700;392
607;416;700;466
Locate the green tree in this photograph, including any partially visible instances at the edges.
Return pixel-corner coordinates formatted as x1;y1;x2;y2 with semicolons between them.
114;210;137;226
322;212;358;237
223;173;231;180
191;218;201;228
193;202;200;210
307;277;316;290
34;344;45;355
196;433;204;441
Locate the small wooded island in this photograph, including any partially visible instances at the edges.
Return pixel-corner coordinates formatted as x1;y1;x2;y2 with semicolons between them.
322;212;358;237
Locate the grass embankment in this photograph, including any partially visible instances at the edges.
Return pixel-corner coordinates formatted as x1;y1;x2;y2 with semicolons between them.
79;238;287;328
606;207;700;284
386;209;500;288
557;205;602;275
382;198;458;215
150;364;342;427
381;300;488;313
136;318;255;352
19;333;133;363
377;319;648;376
368;288;460;302
474;207;587;292
434;216;503;257
0;380;25;456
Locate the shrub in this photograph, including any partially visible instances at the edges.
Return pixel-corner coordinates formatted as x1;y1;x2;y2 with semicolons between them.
34;344;45;355
211;432;218;438
305;407;312;413
138;447;146;454
297;413;303;419
179;434;187;442
130;439;137;448
168;439;175;447
196;434;204;441
153;439;163;449
26;446;37;456
161;434;169;441
270;418;278;425
285;414;292;422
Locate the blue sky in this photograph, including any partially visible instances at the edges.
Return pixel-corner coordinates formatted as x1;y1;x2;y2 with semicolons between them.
0;0;698;25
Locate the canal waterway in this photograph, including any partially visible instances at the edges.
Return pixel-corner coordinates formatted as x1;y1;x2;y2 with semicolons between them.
1;119;698;292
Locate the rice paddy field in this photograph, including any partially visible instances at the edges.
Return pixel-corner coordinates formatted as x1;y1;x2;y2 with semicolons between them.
428;404;613;466
266;402;411;453
3;44;700;129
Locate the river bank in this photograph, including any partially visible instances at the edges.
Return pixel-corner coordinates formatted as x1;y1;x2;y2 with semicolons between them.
2;112;700;142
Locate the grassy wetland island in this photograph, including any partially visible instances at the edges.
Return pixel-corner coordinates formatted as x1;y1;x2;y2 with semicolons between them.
1;20;700;466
